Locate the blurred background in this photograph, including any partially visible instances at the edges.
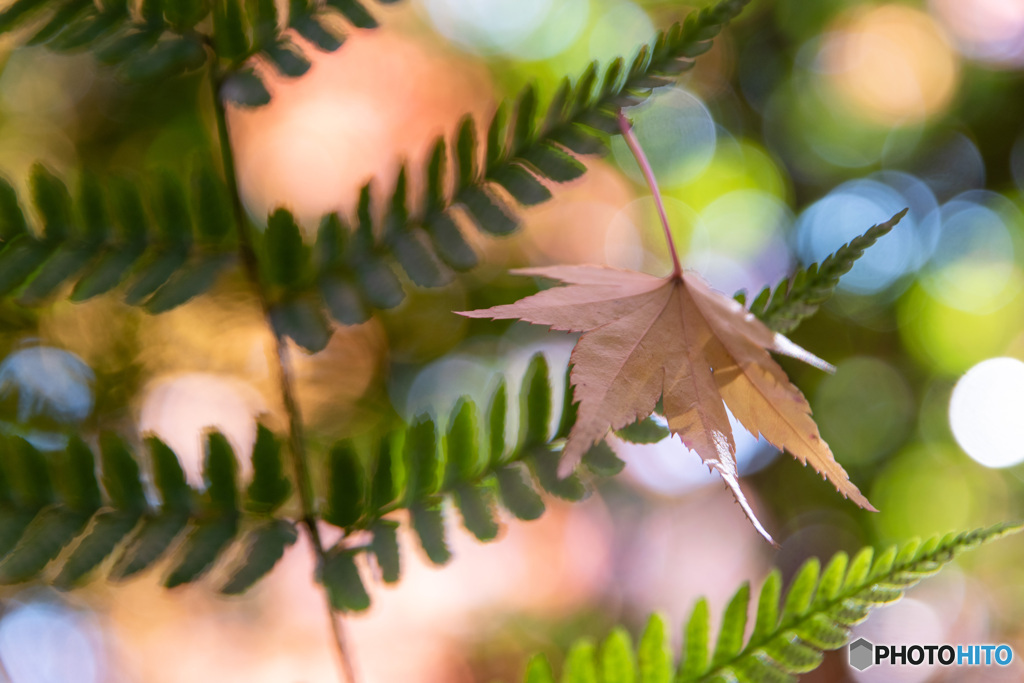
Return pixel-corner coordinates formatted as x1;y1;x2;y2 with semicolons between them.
3;0;1024;680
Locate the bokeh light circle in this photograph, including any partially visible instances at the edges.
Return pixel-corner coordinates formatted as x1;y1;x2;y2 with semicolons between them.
0;346;94;424
0;345;94;451
920;193;1021;313
868;171;941;268
587;1;654;65
795;179;918;294
949;357;1024;468
398;354;497;424
930;0;1024;68
818;5;960;125
524;196;646;269
898;283;1024;376
139;373;265;486
698;189;793;260
611;88;717;188
618;411;778;497
814;357;914;466
608;195;704;276
0;601;102;683
423;0;551;56
237;95;384;226
392;335;575;442
870;445;986;541
909;131;985;201
513;0;589;60
761;68;921;175
672;136;788;209
688;189;794;296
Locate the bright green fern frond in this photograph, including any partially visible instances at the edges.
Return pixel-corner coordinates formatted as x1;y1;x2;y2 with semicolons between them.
520;522;1022;683
740;208;908;333
0;164;238;311
317;352;623;611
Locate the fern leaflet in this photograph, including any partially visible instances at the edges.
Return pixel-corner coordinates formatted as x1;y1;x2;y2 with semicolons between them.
738;208;908;333
0;163;238;310
0;427;296;592
0;0;399;99
522;522;1022;682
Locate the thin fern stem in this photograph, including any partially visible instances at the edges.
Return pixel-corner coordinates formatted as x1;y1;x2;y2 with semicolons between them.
208;63;359;683
616;110;682;279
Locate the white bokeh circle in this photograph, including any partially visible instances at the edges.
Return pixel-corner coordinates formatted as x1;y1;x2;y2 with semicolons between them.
949;357;1024;468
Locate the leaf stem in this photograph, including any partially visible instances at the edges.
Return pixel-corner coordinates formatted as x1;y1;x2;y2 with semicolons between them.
616;110;683;279
208;63;358;683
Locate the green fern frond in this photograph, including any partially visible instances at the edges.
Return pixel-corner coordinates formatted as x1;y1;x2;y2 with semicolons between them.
215;0;355;99
0;349;640;602
315;353;643;611
253;0;751;350
413;0;751;245
0;163;239;311
2;1;749;344
0;0;397;98
522;522;1022;682
0;426;298;592
1;0;206;80
740;208;908;333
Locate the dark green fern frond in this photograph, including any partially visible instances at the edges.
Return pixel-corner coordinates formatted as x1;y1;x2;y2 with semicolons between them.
316;353;664;611
0;349;651;597
254;0;751;350
317;354;586;608
2;1;749;344
521;522;1022;682
0;163;238;311
218;0;399;103
408;0;751;262
0;0;207;81
740;208;908;333
0;426;298;592
0;0;398;96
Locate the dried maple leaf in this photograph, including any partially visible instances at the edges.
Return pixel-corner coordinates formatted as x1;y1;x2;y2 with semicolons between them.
459;112;876;543
459;265;874;543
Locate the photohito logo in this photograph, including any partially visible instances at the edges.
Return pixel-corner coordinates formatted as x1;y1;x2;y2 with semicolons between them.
849;638;873;671
848;637;1014;671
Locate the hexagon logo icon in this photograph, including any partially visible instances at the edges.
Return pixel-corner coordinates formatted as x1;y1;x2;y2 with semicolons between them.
849;638;874;671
